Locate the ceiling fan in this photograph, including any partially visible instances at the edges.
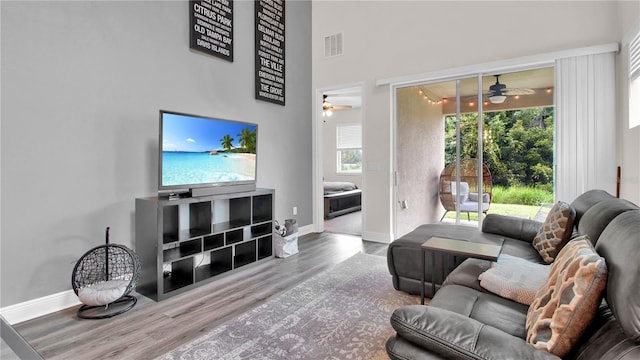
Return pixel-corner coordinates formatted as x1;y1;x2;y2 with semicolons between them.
322;94;352;117
487;75;535;104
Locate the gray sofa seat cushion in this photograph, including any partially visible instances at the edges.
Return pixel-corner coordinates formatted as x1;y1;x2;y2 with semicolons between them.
389;302;560;360
387;335;450;360
387;223;481;295
443;236;544;292
429;285;529;338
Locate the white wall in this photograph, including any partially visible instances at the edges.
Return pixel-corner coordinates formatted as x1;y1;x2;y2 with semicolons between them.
618;10;640;204
395;86;444;238
322;108;363;187
312;1;640;241
1;1;311;307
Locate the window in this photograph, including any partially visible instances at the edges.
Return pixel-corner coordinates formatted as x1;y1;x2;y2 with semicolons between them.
627;17;640;129
336;124;362;173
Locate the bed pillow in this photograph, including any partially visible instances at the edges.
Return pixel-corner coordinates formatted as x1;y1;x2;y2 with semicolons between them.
478;254;550;305
532;201;576;264
526;236;607;357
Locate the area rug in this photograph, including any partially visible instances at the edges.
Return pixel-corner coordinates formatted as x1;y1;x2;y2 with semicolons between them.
157;252;420;360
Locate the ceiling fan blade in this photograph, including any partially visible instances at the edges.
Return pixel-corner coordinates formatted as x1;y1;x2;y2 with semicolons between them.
503;88;535;96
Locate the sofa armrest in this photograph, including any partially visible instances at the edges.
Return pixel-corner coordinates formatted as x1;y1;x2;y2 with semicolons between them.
390;305;560;360
481;214;541;242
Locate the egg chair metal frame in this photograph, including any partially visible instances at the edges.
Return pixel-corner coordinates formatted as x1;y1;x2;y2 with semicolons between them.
71;227;141;319
438;159;493;221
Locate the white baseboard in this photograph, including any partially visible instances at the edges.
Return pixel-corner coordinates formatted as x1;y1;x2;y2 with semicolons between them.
362;231;392;244
1;226;317;325
298;224;314;236
0;290;80;325
1;226;318;325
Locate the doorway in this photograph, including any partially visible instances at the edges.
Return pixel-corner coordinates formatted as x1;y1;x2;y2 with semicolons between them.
316;85;364;237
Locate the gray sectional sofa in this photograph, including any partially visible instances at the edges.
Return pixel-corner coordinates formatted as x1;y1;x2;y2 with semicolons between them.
386;190;640;359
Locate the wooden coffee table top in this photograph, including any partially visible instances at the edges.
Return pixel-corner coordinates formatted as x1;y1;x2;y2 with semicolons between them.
421;237;503;261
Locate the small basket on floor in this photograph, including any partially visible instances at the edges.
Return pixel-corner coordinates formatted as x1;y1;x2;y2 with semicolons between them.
71;227;141;319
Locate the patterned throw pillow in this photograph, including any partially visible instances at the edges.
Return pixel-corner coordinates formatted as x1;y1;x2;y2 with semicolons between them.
532;201;576;264
526;236;607;357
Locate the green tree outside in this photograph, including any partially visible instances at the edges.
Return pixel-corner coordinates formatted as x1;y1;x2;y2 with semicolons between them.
445;107;554;193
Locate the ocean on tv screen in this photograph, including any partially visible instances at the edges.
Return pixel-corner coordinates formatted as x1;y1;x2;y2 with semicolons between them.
162;151;256;187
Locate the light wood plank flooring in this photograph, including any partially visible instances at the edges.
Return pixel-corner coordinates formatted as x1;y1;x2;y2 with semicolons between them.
9;232;389;360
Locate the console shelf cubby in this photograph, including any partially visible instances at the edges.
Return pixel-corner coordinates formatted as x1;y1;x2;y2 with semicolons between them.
135;189;274;301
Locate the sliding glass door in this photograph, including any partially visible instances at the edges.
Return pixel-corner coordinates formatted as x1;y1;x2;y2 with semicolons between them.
394;67;556;236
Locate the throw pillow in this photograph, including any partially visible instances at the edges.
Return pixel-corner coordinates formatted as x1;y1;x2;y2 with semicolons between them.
526;236;607;357
478;254;551;305
532;201;576;264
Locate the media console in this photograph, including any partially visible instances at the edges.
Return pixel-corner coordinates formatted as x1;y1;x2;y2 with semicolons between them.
135;189;274;301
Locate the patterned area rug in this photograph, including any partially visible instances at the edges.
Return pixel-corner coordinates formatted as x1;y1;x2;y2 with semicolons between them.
157;252;419;360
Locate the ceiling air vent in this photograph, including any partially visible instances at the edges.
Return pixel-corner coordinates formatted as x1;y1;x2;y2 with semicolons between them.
324;33;343;57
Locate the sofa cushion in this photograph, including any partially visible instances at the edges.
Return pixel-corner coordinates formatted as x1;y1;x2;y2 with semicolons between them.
594;210;640;343
481;213;542;243
442;236;544;293
576;198;639;245
570;190;616;227
532;201;576;264
526;236;607;357
431;285;529;338
389;304;561;360
479;254;550;305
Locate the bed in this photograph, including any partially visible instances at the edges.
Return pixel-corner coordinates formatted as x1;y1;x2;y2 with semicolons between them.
323;182;362;219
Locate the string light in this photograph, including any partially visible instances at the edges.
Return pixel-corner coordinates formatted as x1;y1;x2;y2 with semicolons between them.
417;86;444;105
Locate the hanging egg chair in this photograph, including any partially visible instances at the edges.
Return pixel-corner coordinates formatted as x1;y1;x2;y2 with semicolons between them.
71;227;140;319
438;159;493;221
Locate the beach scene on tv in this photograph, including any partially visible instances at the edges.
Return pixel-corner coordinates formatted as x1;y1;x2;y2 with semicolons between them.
162;113;257;187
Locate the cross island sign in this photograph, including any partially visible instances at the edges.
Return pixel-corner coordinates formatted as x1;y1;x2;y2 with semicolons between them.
190;0;234;61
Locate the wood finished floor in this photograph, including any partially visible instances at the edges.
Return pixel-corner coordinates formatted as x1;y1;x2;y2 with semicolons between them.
12;232;389;360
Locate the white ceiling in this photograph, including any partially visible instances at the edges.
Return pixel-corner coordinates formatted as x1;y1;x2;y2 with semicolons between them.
324;86;362;109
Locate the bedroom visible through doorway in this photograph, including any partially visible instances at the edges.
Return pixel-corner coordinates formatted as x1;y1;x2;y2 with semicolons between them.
321;86;363;236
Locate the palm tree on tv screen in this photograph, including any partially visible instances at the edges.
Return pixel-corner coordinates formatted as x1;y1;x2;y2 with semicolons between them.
237;127;257;154
220;134;234;151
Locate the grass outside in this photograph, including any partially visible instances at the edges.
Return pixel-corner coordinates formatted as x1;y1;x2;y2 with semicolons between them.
444;202;543;221
443;185;553;221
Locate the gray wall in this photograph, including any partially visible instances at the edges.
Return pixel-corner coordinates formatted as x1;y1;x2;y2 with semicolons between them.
0;1;312;306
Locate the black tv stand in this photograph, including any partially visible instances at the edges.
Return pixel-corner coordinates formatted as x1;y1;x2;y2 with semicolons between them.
135;188;274;301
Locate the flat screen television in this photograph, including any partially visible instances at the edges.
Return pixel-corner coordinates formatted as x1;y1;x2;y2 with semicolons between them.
159;110;258;197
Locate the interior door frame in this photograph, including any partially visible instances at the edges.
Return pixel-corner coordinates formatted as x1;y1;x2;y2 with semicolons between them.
313;83;365;234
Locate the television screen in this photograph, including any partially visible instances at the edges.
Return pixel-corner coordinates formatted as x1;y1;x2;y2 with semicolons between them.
159;110;257;193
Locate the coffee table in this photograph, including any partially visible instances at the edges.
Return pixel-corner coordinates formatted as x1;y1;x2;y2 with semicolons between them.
420;237;503;304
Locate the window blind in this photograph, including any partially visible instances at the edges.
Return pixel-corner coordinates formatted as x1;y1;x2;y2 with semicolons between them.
337;124;361;149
